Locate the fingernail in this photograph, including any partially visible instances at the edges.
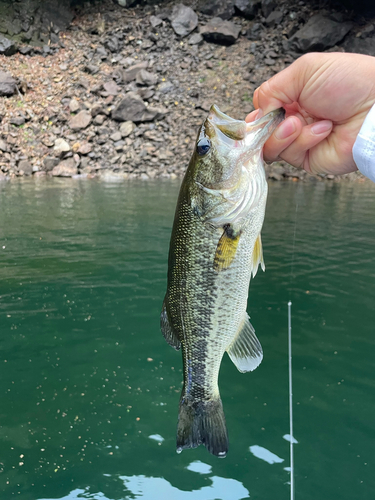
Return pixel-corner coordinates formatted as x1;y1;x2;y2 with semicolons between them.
274;119;296;140
256;108;263;119
311;120;332;135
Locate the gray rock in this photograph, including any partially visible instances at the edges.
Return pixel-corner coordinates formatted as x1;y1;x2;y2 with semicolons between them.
246;22;262;40
200;17;241;45
234;0;261;19
342;35;375;56
117;0;137;6
150;15;163;28
123;62;149;83
69;98;80;113
18;159;33;176
159;81;174;93
170;4;198;37
77;142;92;155
94;115;106;125
103;80;121;95
84;64;100;74
261;0;276;18
0;34;17;56
111;92;166;123
43;157;59;171
52;158;78;177
91;104;106;117
188;33;203;45
197;0;235;20
54;138;71;154
10;116;25;126
110;131;122;142
265;10;283;27
105;37;119;53
289;14;353;52
0;70;16;97
69;110;92;131
136;69;158;86
120;121;135;137
0;139;7;152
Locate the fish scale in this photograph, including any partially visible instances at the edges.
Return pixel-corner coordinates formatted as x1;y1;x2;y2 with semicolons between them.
161;105;285;457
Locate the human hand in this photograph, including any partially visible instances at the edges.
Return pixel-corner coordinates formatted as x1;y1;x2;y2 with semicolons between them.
246;52;375;175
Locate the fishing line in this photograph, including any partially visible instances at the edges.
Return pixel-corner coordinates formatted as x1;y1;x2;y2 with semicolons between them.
288;300;294;500
288;202;298;500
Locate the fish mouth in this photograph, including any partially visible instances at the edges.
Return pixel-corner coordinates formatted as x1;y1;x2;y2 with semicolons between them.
206;105;285;150
245;108;285;150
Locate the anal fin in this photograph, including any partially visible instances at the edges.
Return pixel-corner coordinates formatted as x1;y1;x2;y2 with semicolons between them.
160;298;181;350
226;314;263;373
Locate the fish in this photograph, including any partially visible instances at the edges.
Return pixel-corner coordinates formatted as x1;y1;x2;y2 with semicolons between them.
160;105;285;457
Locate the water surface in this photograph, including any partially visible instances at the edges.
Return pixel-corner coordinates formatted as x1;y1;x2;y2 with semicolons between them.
0;178;374;500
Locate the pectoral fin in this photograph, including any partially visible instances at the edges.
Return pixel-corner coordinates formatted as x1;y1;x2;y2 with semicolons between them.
251;234;265;278
213;225;241;272
226;314;263;373
160;298;181;350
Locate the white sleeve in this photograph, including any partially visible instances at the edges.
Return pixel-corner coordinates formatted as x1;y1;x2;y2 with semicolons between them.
352;103;375;183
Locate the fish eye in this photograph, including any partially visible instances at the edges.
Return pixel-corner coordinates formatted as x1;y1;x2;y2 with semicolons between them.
197;138;211;156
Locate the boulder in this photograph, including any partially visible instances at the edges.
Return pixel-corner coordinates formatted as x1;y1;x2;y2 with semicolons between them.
170;4;198;37
200;17;241;45
111;92;166;123
234;0;261;19
69;110;92;131
197;0;235;20
51;158;78;177
0;34;17;56
289;14;353;52
0;70;16;97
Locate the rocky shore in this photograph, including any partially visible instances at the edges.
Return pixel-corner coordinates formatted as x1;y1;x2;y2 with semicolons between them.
0;0;374;182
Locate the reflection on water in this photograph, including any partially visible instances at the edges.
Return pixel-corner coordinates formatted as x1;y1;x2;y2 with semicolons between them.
249;445;284;464
40;462;249;500
1;179;375;500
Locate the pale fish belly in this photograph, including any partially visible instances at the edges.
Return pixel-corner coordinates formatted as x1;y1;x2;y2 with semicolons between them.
195;220;262;397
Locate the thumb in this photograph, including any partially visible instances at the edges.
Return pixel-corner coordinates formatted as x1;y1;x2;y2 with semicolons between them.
254;55;311;114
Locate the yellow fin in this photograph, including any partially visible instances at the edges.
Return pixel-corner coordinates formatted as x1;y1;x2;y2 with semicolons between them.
251;234;265;278
213;226;241;272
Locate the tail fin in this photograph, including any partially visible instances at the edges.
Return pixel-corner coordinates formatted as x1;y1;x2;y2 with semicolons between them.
176;398;228;457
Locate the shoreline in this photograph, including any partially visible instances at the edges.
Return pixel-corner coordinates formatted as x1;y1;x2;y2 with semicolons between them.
0;0;374;183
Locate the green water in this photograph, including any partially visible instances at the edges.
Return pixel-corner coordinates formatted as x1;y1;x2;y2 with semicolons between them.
0;178;374;500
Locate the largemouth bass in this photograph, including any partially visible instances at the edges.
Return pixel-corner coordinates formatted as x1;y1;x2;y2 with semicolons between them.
161;105;284;457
